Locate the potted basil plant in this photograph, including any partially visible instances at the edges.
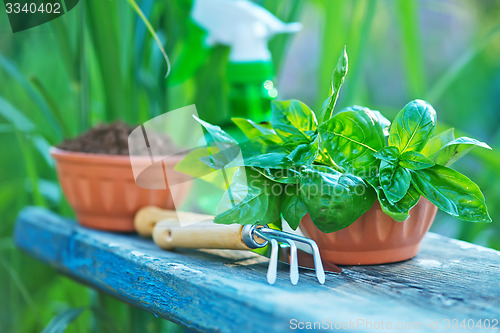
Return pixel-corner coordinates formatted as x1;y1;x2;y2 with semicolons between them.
187;47;492;265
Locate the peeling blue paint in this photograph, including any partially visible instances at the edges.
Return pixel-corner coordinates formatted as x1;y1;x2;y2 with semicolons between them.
14;207;500;333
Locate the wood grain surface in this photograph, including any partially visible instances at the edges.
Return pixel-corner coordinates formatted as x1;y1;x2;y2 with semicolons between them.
14;207;500;333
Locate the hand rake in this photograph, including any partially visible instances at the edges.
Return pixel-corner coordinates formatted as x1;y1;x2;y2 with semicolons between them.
135;207;341;285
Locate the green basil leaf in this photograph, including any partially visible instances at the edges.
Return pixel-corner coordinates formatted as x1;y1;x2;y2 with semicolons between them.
340;105;391;137
374;146;400;163
319;46;348;123
198;144;242;169
314;148;337;168
379;161;411;203
286;143;316;165
256;167;300;184
411;165;491;222
313;136;343;170
431;137;492;166
215;168;266;225
371;110;391;137
285;135;319;165
318;109;385;176
231;118;276;140
420;128;455;157
175;146;239;190
200;134;294;169
271;99;317;142
280;190;307;230
176;146;218;179
192;115;241;168
238;134;295;168
259;189;282;226
388;100;437;153
399;151;435;170
299;166;376;233
193;115;237;148
367;178;420;222
215;168;281;225
206;132;318;170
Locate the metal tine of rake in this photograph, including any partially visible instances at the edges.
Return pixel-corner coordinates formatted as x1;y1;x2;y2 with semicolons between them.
259;238;299;285
252;230;279;284
283;239;299;285
254;227;325;285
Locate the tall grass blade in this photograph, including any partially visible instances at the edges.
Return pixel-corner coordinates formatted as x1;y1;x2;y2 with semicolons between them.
84;0;126;122
317;0;347;111
15;131;47;207
0;124;13;133
344;0;376;105
0;96;35;133
50;17;77;80
426;21;500;103
32;135;54;168
30;77;71;138
0;254;36;314
396;0;426;97
127;0;171;78
265;0;304;73
41;308;85;333
0;56;62;142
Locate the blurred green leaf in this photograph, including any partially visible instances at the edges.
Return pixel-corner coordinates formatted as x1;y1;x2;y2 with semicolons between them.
396;0;426;96
0;97;34;133
127;0;171;78
0;56;61;142
41;308;85;333
425;21;500;103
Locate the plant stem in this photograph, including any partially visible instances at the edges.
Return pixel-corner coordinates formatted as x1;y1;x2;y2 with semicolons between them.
318;149;344;172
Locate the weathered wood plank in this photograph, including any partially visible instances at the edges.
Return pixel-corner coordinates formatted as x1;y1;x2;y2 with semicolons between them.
14;207;500;333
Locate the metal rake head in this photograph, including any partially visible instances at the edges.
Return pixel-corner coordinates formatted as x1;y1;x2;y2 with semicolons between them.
240;225;325;285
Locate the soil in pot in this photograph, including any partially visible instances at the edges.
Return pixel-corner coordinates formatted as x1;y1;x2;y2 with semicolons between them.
53;121;189;232
57;121;175;156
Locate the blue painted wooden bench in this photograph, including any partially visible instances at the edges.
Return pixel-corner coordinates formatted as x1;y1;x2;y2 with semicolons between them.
14;207;500;333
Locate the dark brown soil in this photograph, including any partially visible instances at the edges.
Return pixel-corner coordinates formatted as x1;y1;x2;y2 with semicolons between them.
57;121;174;156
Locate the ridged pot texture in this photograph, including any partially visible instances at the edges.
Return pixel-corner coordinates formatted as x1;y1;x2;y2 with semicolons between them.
300;198;438;265
51;148;191;232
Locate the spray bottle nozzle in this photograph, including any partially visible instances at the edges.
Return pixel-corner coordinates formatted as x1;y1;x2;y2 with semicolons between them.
191;0;302;62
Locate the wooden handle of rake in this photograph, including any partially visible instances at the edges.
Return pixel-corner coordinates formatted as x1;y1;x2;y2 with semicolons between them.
134;206;213;237
134;206;265;250
153;221;253;250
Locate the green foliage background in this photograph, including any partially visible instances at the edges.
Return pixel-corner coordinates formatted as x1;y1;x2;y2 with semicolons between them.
0;0;499;331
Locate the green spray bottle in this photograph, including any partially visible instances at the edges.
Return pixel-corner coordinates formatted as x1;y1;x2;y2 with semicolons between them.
174;0;301;131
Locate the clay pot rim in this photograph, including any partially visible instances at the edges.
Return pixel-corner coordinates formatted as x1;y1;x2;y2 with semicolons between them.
50;147;185;166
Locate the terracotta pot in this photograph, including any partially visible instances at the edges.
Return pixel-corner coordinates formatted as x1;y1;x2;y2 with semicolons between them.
51;148;191;232
299;198;438;265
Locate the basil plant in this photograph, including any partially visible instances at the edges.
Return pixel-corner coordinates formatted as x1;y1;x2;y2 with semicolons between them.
189;48;492;233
